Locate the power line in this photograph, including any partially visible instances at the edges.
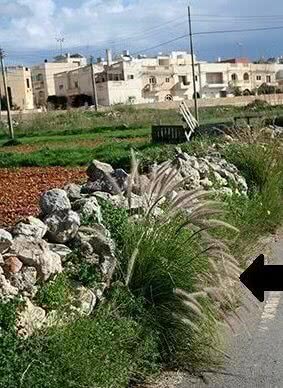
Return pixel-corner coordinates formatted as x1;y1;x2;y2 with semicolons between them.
194;25;283;36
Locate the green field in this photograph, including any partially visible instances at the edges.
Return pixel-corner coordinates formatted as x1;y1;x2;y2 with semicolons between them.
1;103;283;169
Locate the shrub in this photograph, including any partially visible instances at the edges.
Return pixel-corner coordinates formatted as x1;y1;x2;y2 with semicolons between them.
117;157;240;369
99;200;129;250
245;99;270;111
36;273;72;310
65;250;102;288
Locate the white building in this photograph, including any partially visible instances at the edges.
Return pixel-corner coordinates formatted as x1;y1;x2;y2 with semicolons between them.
31;53;87;107
0;66;34;110
53;50;283;107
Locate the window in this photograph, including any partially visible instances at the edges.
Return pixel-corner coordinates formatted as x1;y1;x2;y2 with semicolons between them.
127;75;134;80
256;75;262;81
179;75;190;85
59;85;64;90
74;81;78;88
149;76;156;84
26;78;30;89
243;73;249;81
231;73;238;81
195;75;198;81
165;77;170;83
266;75;271;83
165;94;173;101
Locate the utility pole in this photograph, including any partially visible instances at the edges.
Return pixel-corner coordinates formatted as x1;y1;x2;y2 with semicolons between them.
0;49;14;139
0;83;2;121
90;56;98;111
188;5;199;122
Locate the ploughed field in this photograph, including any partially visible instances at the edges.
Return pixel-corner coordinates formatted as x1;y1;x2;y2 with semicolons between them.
0;167;85;226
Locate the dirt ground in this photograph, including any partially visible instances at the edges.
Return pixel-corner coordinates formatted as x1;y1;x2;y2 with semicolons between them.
0;167;85;227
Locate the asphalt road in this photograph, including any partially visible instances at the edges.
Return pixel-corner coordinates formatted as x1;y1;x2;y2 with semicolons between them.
178;234;283;388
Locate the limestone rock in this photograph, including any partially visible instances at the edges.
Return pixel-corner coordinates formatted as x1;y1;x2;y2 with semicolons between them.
44;210;80;244
86;160;114;181
72;197;102;223
64;183;82;202
9;267;37;294
40;189;71;216
48;244;72;261
17;299;46;337
84;160;124;195
3;256;23;274
72;286;97;316
0;274;18;297
112;168;128;192
13;216;47;240
0;229;13;254
10;239;62;281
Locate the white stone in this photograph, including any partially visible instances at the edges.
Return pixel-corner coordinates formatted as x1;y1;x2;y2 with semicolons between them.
40;189;71;216
13;216;47;240
17;299;46;338
44;210;80;244
10;239;62;281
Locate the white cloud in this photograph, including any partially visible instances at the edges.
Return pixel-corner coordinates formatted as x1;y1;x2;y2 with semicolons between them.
1;0;283;62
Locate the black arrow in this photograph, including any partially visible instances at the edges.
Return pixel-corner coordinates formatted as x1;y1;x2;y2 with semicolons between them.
240;254;283;302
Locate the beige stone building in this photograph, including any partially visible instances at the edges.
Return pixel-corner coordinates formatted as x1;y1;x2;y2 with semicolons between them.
52;50;283;107
32;53;87;107
0;66;34;110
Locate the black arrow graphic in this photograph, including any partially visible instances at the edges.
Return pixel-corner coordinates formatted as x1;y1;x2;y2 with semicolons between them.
240;254;283;302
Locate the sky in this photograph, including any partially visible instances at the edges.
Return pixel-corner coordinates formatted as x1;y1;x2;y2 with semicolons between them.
1;0;283;65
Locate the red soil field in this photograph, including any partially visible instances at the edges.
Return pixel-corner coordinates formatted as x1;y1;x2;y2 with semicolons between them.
0;167;85;227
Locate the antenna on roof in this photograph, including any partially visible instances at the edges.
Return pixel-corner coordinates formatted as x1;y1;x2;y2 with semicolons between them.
56;37;65;56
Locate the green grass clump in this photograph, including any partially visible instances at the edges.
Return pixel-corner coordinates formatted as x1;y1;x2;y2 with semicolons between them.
36;273;72;310
99;200;129;250
120;214;219;369
65;250;102;288
223;142;283;250
0;292;159;388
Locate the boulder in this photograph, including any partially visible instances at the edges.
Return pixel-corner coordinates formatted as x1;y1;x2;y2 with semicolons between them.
17;299;46;338
112;169;128;192
40;189;71;216
86;160;114;181
0;274;18;298
0;229;13;254
9;267;37;295
84;160;120;195
12;216;47;241
213;171;228;187
44;210;80;244
72;286;97;316
3;256;23;274
10;239;62;281
78;224;116;286
64;183;82;202
48;244;72;261
72;197;102;223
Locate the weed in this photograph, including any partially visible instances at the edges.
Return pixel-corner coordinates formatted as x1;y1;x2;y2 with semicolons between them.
35;273;72;310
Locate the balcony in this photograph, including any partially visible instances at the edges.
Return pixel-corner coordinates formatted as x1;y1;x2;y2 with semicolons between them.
205;82;227;89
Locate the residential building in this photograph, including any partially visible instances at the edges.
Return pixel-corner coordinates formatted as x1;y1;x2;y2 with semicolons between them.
52;50;283;107
31;53;87;107
0;66;34;110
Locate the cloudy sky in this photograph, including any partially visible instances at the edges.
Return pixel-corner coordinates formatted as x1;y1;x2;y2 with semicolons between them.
1;0;283;65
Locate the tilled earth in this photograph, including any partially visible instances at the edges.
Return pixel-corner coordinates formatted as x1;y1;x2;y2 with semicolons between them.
0;167;85;227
